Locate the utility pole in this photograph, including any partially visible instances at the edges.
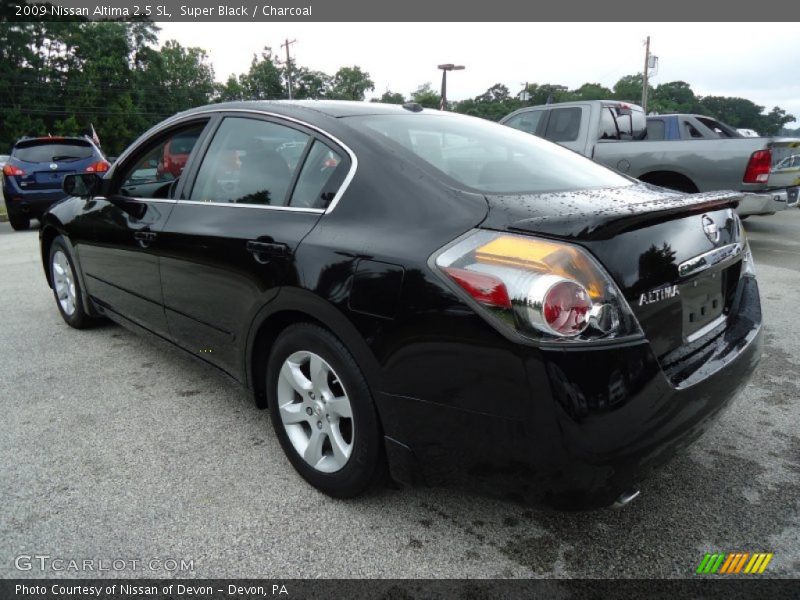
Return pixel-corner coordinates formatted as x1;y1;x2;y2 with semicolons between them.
642;35;650;114
281;38;297;99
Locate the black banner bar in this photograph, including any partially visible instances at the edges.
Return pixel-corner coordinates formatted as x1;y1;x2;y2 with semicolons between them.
3;0;800;22
3;579;800;600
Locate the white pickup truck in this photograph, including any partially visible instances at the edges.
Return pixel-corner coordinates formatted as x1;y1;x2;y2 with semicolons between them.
501;100;800;216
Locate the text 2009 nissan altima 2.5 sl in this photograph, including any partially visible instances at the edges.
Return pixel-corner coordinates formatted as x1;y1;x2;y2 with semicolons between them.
40;101;762;508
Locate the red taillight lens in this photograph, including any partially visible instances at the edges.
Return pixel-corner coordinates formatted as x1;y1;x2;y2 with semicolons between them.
85;160;110;173
3;164;24;176
743;149;771;184
442;267;511;309
542;279;592;336
434;231;643;343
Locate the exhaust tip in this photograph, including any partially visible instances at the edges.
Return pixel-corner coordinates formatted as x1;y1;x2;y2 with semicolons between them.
612;488;641;509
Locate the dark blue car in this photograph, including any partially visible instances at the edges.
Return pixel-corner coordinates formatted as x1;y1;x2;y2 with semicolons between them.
2;136;108;230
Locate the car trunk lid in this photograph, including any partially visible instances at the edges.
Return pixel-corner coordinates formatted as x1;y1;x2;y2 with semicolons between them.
481;184;745;358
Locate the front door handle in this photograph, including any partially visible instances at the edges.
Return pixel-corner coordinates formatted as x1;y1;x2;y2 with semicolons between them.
247;240;289;257
134;231;157;248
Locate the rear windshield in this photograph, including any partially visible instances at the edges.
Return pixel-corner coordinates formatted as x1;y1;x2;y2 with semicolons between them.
347;113;632;194
13;140;94;163
170;133;198;154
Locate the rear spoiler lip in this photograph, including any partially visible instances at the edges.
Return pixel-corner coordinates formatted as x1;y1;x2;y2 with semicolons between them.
504;191;742;242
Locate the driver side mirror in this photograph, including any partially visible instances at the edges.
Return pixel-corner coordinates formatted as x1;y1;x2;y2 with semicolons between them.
63;173;102;198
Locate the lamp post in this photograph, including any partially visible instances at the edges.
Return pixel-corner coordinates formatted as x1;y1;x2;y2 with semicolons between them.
437;63;465;111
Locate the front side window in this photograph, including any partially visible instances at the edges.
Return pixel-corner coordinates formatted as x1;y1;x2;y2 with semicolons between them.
190;117;309;206
505;111;543;135
119;124;205;198
348;113;633;194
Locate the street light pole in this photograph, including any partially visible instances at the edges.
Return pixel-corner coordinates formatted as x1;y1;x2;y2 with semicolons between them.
642;36;650;114
437;63;465;111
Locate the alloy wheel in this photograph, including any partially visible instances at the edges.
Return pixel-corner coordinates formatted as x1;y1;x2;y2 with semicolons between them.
276;350;354;473
52;250;76;316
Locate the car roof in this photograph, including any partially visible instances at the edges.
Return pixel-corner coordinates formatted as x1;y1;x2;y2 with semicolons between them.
180;100;429;119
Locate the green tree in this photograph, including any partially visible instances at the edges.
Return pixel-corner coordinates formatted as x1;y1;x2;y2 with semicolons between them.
613;74;651;104
454;83;522;120
410;83;440;109
573;82;613;101
759;106;795;136
373;90;405;104
698;96;763;129
293;68;331;99
328;66;374;100
216;74;246;101
239;48;284;99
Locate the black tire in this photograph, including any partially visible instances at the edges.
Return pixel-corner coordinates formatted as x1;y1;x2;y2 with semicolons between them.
8;212;30;231
266;323;384;498
49;235;94;329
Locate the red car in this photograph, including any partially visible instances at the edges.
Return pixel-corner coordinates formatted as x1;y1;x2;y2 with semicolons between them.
156;130;198;179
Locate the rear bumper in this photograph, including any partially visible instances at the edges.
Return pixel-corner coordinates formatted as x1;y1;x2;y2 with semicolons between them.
376;276;762;507
1;183;65;218
737;187;798;216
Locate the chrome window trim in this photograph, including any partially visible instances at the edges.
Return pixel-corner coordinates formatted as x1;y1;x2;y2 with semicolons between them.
93;196;324;214
147;108;357;214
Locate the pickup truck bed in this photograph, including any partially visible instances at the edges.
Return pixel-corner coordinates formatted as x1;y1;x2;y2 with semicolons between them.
501;100;800;216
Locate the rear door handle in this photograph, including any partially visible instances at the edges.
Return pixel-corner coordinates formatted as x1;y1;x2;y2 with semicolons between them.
134;231;157;241
246;241;289;257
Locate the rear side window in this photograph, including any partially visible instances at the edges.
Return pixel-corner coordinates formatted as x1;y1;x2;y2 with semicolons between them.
684;121;704;138
646;119;666;140
290;140;345;209
696;117;738;138
349;113;633;194
543;108;581;142
13;141;94;162
190;117;309;206
504;111;544;135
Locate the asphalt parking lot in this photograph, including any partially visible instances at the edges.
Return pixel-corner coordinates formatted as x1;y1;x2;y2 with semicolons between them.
1;208;798;579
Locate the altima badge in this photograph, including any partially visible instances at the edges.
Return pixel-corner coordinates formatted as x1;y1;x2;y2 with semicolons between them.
702;215;720;243
639;285;680;306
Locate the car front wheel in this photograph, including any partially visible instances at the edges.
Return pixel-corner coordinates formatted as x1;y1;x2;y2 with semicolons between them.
266;323;384;498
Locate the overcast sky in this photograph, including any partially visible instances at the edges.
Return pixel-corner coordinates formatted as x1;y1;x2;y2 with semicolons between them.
158;22;799;125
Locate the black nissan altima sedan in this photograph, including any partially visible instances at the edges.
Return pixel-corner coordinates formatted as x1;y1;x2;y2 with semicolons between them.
40;101;762;507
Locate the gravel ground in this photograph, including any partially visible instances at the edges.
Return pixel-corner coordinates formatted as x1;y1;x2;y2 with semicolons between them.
0;210;798;579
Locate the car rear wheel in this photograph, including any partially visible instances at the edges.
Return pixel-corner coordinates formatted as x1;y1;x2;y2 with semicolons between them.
266;323;384;497
8;213;30;231
49;236;93;329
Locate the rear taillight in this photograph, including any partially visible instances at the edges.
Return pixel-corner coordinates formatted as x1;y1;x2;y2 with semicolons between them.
441;267;511;309
433;231;642;343
85;160;110;173
743;149;771;184
3;164;24;176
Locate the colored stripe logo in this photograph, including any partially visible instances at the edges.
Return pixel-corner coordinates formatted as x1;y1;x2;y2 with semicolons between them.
696;552;773;574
